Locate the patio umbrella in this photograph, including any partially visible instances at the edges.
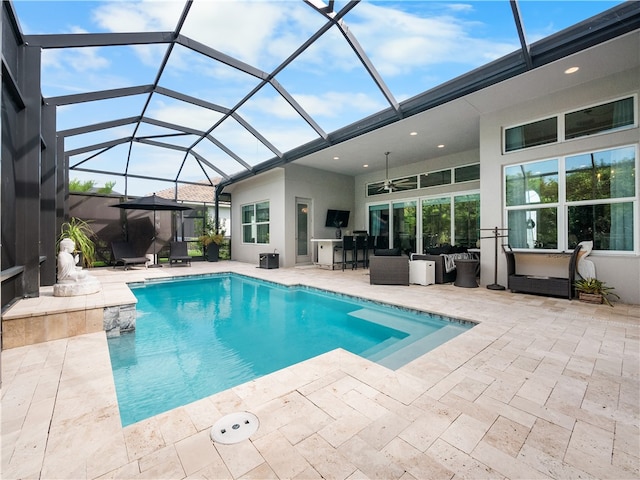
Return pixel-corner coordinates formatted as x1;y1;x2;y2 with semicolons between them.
112;194;192;267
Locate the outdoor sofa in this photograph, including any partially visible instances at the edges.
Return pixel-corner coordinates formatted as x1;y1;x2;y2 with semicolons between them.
369;249;409;285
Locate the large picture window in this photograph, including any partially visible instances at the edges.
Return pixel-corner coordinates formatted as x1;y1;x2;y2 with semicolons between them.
505;145;636;252
242;201;270;244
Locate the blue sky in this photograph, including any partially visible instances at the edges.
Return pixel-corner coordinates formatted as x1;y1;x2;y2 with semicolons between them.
13;0;623;196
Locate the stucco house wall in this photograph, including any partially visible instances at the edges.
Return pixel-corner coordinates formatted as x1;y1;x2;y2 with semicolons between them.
480;66;640;304
227;165;354;267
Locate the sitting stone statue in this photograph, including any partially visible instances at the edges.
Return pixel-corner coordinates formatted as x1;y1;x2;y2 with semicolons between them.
53;238;101;296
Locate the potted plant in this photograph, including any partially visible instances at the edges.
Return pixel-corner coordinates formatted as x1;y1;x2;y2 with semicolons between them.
198;233;225;262
574;277;620;307
58;218;96;267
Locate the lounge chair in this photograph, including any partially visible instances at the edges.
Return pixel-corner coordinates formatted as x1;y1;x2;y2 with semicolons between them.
169;242;191;267
111;241;149;270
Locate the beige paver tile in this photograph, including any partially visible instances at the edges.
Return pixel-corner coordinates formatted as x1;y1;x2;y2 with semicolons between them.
508;394;576;430
517;444;593;479
183;397;223;432
398;409;457;452
516;377;555;405
157;407;198;445
85;430;129;480
382;437;454;480
295;433;358;480
253;430;311;479
241;461;279;479
440;413;492;454
214;439;265;479
341;388;390;421
524;417;572;457
137;453;186;479
2;425;48;480
471;441;548;479
339;434;405;480
174;429;222;476
612;450;640;478
448;375;490;402
440;392;498;426
356;410;411;451
426;438;504;480
613;421;640;459
123;418;167;461
317;409;371;448
567;420;614;463
481;371;524;404
563;442;636;479
482;415;530;458
545;374;587;408
95;460;141;479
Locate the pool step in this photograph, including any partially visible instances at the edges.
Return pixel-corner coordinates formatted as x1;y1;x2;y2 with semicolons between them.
348;308;437;335
367;324;469;370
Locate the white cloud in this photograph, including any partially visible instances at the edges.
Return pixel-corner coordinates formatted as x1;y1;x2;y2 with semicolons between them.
92;1;183;32
146;99;224;130
344;2;518;76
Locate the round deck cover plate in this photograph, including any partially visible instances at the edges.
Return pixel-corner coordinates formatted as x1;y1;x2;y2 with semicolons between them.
210;412;259;444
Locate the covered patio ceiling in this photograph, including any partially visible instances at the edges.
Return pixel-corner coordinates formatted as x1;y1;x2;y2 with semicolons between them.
13;0;639;196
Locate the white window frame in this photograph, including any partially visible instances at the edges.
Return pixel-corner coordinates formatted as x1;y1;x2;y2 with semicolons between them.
504;144;638;254
241;200;270;245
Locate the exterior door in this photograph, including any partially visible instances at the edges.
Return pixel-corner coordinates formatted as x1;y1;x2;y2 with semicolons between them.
296;198;312;264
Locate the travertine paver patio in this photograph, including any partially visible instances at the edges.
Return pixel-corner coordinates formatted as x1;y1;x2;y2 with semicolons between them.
2;260;639;479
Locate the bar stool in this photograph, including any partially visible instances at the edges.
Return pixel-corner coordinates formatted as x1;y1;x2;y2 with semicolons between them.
341;236;355;270
364;235;375;268
354;235;366;269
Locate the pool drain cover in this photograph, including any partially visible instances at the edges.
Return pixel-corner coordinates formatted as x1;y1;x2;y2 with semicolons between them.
210;412;259;444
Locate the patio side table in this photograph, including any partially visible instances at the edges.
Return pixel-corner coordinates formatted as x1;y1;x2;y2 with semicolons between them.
454;258;479;288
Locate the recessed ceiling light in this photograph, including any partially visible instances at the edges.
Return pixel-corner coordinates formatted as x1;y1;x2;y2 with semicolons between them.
363;164;369;168
410;131;418;136
333;156;339;160
564;66;579;74
437;144;445;148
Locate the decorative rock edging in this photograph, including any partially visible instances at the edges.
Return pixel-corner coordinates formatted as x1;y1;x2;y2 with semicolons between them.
103;304;136;337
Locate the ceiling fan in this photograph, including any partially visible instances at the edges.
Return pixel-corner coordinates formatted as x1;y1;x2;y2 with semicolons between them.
382;151;396;192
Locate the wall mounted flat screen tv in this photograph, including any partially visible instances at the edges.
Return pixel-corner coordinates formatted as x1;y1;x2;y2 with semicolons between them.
325;209;350;228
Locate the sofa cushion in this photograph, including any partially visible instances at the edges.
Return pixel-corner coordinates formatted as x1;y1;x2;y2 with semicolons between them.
374;248;401;256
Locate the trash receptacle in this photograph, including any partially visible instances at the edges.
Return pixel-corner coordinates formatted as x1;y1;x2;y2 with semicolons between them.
259;253;279;269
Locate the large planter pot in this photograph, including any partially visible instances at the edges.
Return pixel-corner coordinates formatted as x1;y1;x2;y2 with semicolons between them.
578;292;603;304
206;243;220;262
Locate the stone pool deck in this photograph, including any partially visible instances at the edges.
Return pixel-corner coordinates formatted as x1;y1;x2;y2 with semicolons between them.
1;260;639;479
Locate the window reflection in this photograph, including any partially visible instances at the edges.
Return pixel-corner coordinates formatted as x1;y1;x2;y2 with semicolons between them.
505;159;558;206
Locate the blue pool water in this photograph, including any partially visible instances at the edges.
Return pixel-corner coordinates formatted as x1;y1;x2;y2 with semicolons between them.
107;273;473;426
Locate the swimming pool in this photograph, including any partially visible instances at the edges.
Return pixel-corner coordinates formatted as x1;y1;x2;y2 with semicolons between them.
107;273;473;426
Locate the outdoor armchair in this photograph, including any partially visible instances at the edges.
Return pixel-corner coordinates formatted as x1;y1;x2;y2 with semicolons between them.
169;242;191;267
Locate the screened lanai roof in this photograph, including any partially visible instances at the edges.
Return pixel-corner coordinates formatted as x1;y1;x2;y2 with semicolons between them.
13;0;639;196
